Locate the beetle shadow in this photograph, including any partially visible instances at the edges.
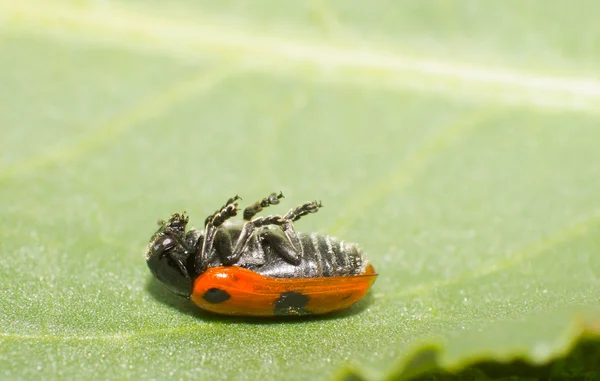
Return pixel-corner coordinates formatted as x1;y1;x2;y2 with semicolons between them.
145;276;375;324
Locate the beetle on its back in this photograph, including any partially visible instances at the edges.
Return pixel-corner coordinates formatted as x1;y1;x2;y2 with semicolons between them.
145;192;377;316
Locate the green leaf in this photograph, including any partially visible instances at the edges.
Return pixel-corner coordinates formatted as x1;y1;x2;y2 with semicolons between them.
1;1;600;380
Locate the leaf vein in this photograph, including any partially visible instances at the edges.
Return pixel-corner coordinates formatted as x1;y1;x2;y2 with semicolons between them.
393;211;600;298
328;107;498;235
2;3;599;111
0;66;236;182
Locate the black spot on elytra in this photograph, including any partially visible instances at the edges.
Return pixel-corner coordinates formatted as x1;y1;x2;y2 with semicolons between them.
274;291;310;316
203;288;230;304
341;294;353;301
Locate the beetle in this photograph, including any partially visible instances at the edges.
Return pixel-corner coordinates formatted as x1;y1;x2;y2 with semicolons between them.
144;192;377;316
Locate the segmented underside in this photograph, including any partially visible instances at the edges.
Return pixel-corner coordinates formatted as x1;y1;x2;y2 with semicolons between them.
251;231;368;279
188;224;369;279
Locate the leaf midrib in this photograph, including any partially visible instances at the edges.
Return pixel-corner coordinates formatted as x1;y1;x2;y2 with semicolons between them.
2;2;599;111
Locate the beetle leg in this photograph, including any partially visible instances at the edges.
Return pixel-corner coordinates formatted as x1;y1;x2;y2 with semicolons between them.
160;212;194;253
284;200;323;222
214;228;236;265
225;220;257;265
204;195;241;228
260;228;301;265
243;191;284;220
229;216;303;265
279;219;302;256
199;195;240;269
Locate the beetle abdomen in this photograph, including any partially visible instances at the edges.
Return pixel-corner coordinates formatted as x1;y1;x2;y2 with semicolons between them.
301;232;367;277
254;232;368;279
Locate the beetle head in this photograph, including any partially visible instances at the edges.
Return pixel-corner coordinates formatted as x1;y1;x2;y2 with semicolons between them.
145;212;193;297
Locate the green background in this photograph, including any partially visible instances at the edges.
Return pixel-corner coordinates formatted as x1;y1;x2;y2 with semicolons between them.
1;1;599;380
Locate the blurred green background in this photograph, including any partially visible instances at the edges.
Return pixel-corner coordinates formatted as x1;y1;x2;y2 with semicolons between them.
1;1;600;380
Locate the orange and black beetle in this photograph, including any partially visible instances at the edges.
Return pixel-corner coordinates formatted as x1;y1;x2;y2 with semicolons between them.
145;192;377;316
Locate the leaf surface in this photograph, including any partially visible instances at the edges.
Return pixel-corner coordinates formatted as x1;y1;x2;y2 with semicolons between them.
1;1;599;380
